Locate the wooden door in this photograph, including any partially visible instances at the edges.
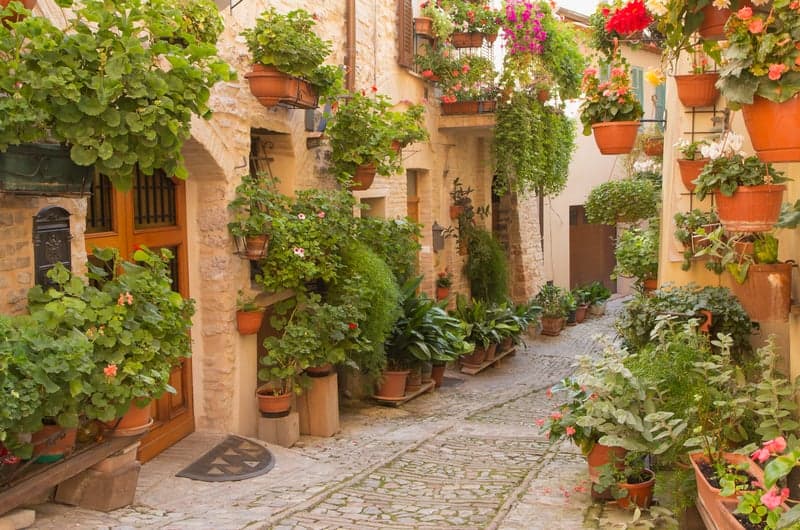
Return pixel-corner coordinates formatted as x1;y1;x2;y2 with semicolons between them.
85;170;194;462
569;205;617;292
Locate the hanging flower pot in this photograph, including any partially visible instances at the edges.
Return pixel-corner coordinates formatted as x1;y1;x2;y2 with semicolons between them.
742;94;800;163
677;158;709;192
242;234;269;260
236;309;264;335
450;31;484;48
674;73;720;108
643;137;664;157
414;17;433;38
244;64;319;110
536;88;551;102
590;121;639;155
350;163;376;191
449;204;465;219
431;363;446;388
714;184;785;232
436;286;450;300
256;385;293;417
697;5;732;40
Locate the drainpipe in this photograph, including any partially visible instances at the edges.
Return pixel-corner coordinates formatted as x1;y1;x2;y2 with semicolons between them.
345;0;356;91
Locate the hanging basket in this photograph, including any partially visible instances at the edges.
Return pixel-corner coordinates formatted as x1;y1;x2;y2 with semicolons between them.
714;184;785;232
591;121;639;155
697;5;731;40
0;143;92;196
643;137;663;157
244;65;319;110
742;94;800;163
674;73;720;108
450;32;484;48
236;309;264;335
350;164;376;191
677;158;709;192
414;17;433;38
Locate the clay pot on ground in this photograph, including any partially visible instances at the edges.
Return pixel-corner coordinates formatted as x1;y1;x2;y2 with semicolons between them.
589;302;606;316
405;366;423;392
742;94;800;163
588;443;627;501
484;343;498;362
106;400;154;437
256;386;293;417
714;185;785;232
431;363;446;388
689;452;762;528
460;345;490;367
540;316;565;336
305;363;334;377
730;262;792;322
236;309;264;335
420;362;433;384
591;121;639;155
375;370;409;399
616;469;656;509
674;73;720;108
575;304;588;323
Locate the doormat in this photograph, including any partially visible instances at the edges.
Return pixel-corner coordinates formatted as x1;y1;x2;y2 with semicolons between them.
175;435;274;482
440;376;465;388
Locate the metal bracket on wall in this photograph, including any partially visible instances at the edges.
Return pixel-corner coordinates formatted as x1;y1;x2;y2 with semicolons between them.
230;0;245;13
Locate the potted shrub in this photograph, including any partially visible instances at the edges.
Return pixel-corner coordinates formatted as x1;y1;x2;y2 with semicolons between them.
674;137;713;192
585;179;659;226
693;133;788;232
718;4;800;162
594;454;656;509
534;283;568;336
579;56;643;155
227;174;286;260
586;281;612;316
236;290;265;335
572;287;591;323
0;0;233;191
448;177;473;219
443;0;501;48
451;296;497;367
417;1;454;40
612;223;659;291
435;269;453;300
326;91;427;190
241;8;343;109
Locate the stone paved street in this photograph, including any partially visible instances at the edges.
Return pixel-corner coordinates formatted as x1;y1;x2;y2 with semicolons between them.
31;299;638;530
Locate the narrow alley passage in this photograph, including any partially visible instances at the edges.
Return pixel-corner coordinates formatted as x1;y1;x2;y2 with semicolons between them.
32;301;633;530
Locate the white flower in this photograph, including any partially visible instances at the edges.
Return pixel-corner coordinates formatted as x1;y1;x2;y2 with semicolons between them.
674;138;690;149
292;247;305;257
645;0;668;16
633;158;660;174
751;0;769;4
297;213;306;220
712;0;731;8
700;131;744;160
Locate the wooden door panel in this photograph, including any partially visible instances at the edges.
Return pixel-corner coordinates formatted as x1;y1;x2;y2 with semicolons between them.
569;205;617;292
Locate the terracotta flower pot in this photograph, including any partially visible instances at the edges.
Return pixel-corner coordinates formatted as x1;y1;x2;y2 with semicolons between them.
537;88;550;102
742;94;800;163
575;304;588;323
32;425;77;463
244;64;319;109
674;73;720;108
306;363;334;377
460;345;489;367
697;5;732;40
484;343;498;362
540;316;565;336
105;400;153;437
350;163;376;191
450;31;483;48
375;370;409;399
405;367;423;392
414;16;433;37
643;137;664;157
587;443;627;487
431;364;446;388
244;234;269;260
677;158;709;192
0;0;36;23
449;204;465;219
714;184;785;232
730;262;792;322
591;121;640;155
642;278;658;293
441;100;480;115
617;469;656;509
690;452;762;528
256;386;293;416
236;309;264;335
436;286;450;300
698;310;713;333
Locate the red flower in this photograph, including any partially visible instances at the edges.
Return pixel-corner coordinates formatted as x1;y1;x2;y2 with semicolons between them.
421;69;434;78
371;85;378;92
348;322;358;330
736;6;752;20
604;0;652;36
104;363;118;378
132;244;142;252
748;17;765;34
565;426;576;436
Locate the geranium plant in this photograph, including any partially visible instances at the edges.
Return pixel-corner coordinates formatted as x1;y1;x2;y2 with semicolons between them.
578;57;644;135
718;1;800;106
241;8;343;98
420;1;455;40
589;1;661;60
0;0;234;190
442;0;501;36
692;132;788;200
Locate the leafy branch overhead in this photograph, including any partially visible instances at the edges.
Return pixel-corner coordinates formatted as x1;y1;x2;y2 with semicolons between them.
0;0;235;190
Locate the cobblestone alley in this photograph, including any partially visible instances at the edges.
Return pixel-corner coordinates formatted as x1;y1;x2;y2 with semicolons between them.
31;301;636;530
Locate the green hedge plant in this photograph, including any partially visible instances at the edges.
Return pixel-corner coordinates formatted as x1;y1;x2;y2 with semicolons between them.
585;179;659;225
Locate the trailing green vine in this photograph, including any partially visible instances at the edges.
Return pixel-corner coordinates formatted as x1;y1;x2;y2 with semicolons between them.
494;91;575;196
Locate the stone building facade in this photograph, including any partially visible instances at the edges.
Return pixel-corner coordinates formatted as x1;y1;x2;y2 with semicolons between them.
0;0;547;456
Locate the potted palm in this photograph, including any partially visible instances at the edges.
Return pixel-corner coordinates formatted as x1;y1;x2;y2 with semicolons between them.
0;0;233;191
718;4;800;162
579;56;643;155
241;8;343;109
692;133;788;232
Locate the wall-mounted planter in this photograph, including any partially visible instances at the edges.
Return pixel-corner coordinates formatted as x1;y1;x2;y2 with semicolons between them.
450;31;484;48
414;17;433;38
244;65;319;110
742;94;800;163
440;100;496;115
715;184;785;232
677;158;709;192
0;143;92;196
674;73;720;108
350;164;376;191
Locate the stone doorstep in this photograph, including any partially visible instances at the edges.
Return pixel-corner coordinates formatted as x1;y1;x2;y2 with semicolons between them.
90;441;140;473
0;509;35;530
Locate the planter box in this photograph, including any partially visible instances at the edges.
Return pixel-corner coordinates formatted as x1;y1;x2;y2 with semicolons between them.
440;100;497;115
0;143;92;196
690;452;762;529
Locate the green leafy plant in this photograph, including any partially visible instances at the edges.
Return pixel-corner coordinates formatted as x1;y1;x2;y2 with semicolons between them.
494;91;575;196
419;1;455;40
451;296;500;349
464;227;509;304
694;228;780;284
585;179;659;225
442;0;501;35
534;283;569;319
717;1;800;106
236;290;262;313
586;281;612;306
579;55;643;135
356;216;422;285
612;222;659;286
675;137;712;161
436;270;453;289
692;133;788;200
241;8;343;98
673;208;719;270
0;0;235;190
326;91;428;187
227;174;286;238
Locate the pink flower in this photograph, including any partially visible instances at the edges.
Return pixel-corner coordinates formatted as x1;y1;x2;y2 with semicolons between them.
317;211;326;218
461;64;470;73
550;411;563;420
748;17;764;34
751;446;771;463
768;63;788;81
765;436;787;454
761;486;789;510
421;69;434;78
104;364;118;378
565;426;576;436
546;387;553;398
582;67;597;78
292;247;305;257
736;6;752;19
535;418;545;427
117;291;133;306
610;67;625;78
297;213;306;220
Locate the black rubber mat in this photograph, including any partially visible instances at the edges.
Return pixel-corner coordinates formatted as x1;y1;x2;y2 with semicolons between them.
175;435;274;482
